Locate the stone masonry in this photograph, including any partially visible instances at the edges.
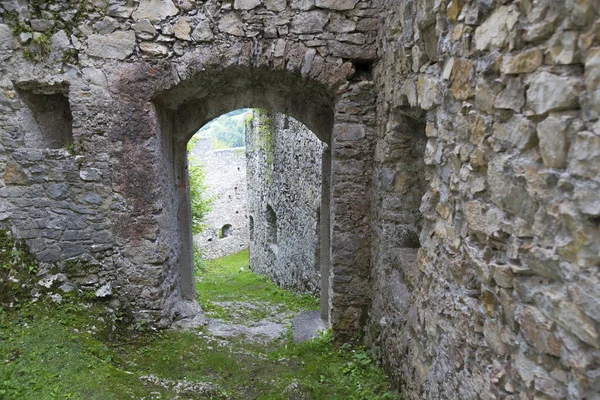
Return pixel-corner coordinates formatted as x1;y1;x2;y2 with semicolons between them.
0;0;598;398
191;137;249;259
246;110;324;294
367;0;600;399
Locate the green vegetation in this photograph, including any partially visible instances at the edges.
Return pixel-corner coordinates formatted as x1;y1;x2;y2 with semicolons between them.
0;250;400;399
196;250;318;323
4;0;87;63
187;136;214;235
197;109;249;149
250;109;276;184
254;109;275;167
0;231;39;306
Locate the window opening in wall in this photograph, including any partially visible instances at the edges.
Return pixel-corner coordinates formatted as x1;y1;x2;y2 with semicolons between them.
266;204;278;245
17;83;73;149
219;224;233;239
249;215;254;242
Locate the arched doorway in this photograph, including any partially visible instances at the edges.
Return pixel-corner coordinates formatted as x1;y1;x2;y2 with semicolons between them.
111;58;376;340
153;67;334;325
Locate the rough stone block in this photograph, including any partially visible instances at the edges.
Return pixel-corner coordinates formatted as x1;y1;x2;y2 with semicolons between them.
501;48;543;74
132;0;179;22
87;31;136;60
526;72;582;115
315;0;359;10
474;5;519;51
537;114;571;169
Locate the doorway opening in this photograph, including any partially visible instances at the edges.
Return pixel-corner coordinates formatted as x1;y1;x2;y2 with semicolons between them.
188;108;327;304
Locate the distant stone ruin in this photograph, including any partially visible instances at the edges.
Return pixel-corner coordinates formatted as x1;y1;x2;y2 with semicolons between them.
191;137;249;259
0;0;598;398
246;110;324;295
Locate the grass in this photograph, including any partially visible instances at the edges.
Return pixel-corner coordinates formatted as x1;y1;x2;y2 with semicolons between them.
0;250;401;399
196;250;318;323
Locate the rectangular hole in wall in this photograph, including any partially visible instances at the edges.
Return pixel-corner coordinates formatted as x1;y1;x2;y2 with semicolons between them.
16;83;73;149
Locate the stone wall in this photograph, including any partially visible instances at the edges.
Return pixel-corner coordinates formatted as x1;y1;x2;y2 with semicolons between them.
0;0;598;397
368;0;600;398
191;137;249;259
0;0;377;334
246;110;324;294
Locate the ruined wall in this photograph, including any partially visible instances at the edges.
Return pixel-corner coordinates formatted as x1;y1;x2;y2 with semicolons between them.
0;0;377;334
2;0;598;397
369;0;600;398
246;110;324;294
191;137;249;259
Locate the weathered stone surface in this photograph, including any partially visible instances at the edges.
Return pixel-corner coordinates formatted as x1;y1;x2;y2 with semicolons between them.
584;47;600;120
0;24;17;50
547;31;580;65
328;14;356;33
568;130;600;179
450;59;475;100
491;114;536;152
494;76;525;112
474;5;519;51
246;111;324;294
139;42;169;56
0;1;598;399
417;74;437;110
574;181;600;217
86;31;136;60
501;48;543;74
537;114;570;169
290;11;329;34
93;16;119;34
234;0;261;10
526;72;582;115
30;19;54;32
191;20;214;42
327;40;375;59
132;0;179;22
517;305;561;356
174;18;191;41
290;0;315;10
466;200;503;236
108;0;136;18
315;0;359;11
133;19;158;35
264;0;287;12
218;13;244;36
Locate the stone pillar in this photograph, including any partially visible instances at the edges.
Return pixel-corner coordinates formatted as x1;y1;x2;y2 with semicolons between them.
173;139;196;301
329;81;377;340
320;146;331;322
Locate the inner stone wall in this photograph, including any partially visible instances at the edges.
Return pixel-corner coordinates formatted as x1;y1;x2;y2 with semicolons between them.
191;137;249;259
369;0;600;398
246;110;324;294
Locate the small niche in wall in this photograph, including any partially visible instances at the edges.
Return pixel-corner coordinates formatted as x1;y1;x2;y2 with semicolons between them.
16;83;73;149
219;224;233;239
266;205;277;245
351;60;373;81
249;215;254;242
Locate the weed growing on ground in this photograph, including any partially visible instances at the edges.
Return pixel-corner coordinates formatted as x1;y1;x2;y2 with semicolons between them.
0;250;401;399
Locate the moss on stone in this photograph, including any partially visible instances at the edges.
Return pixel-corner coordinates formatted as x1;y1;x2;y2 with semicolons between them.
0;230;39;306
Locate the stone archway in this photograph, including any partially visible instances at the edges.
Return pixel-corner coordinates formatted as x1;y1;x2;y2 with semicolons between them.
109;50;376;339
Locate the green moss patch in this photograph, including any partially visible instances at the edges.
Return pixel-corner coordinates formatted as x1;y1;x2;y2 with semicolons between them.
1;250;401;399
